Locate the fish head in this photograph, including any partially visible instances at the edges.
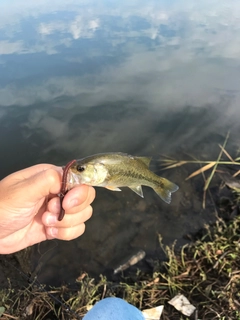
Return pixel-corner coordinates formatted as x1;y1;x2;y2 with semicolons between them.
67;159;108;189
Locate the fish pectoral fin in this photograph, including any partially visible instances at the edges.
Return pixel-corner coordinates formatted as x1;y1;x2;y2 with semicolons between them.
105;186;122;191
129;185;144;198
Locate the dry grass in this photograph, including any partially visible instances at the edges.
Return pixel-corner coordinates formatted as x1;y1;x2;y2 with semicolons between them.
159;132;240;208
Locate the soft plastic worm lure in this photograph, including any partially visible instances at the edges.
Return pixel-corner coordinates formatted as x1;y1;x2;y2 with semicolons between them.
58;159;76;221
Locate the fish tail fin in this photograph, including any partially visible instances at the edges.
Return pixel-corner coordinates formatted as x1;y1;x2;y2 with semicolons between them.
153;178;179;204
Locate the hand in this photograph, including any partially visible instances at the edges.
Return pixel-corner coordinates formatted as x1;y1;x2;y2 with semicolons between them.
0;164;95;254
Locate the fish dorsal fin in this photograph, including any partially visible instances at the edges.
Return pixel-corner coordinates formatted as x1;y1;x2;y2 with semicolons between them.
129;185;144;198
136;156;152;167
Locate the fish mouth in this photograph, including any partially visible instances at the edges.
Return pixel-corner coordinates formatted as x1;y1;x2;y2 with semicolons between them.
67;170;83;189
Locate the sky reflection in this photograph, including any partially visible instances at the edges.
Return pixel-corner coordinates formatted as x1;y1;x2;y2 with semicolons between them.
0;0;239;165
0;0;239;114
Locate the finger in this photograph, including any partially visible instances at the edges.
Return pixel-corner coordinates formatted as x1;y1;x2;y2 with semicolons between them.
46;223;86;241
20;168;62;201
62;185;95;213
45;186;95;220
6;164;63;181
42;205;93;228
47;196;61;215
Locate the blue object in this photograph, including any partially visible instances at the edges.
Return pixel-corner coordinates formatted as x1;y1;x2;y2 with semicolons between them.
83;297;145;320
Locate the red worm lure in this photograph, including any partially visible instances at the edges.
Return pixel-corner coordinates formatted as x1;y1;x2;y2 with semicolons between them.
58;159;77;221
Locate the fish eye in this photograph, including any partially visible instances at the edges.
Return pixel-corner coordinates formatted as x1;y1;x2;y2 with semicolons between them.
77;165;85;172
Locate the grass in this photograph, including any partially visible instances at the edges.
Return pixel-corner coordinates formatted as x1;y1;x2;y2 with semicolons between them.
1;214;240;319
159;132;240;208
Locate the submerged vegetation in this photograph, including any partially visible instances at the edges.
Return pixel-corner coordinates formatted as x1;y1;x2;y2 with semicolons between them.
1;136;240;320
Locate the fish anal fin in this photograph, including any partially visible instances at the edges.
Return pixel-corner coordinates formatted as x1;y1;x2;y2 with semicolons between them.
136;156;152;167
105;186;122;192
129;185;144;198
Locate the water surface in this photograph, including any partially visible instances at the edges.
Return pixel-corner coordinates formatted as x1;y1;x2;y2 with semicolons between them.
0;0;240;285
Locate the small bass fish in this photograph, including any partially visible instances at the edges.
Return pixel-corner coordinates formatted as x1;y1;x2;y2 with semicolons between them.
66;152;179;203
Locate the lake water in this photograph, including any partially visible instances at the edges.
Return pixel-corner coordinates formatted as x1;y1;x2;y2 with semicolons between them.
0;0;240;285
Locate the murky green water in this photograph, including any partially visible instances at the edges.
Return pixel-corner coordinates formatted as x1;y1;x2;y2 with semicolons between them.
0;0;240;285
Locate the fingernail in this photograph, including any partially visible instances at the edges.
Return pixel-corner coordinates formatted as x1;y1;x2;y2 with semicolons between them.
50;227;58;237
46;214;57;226
69;198;79;208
